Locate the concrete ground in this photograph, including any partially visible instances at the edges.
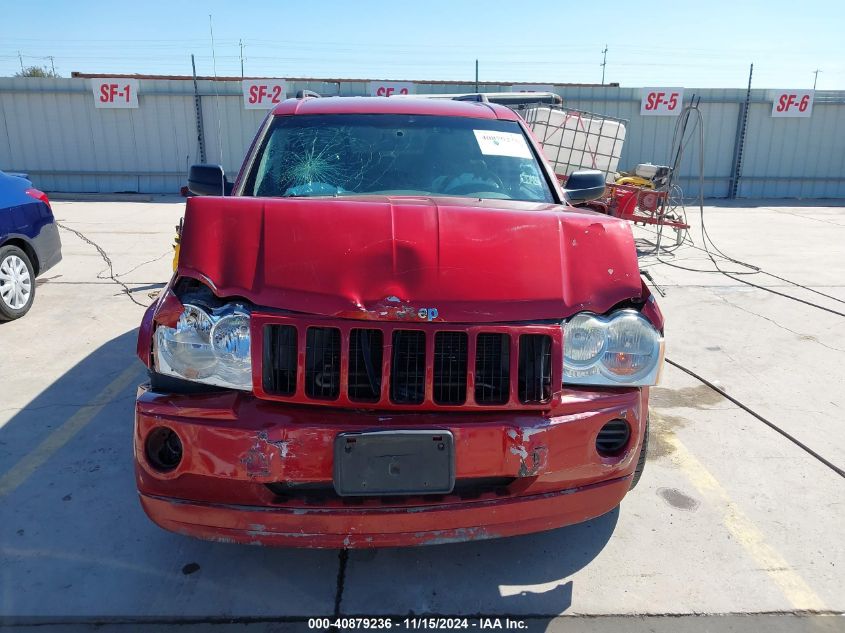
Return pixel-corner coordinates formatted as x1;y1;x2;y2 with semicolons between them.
0;197;843;632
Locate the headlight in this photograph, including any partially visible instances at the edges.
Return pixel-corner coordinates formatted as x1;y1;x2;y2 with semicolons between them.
155;303;252;390
563;309;663;386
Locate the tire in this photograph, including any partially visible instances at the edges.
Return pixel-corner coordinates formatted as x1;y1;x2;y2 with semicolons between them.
630;415;649;490
0;245;36;321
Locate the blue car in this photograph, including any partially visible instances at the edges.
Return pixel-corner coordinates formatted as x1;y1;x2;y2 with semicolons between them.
0;171;62;321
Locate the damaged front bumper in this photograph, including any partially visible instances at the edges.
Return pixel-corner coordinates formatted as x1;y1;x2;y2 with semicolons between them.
135;385;647;548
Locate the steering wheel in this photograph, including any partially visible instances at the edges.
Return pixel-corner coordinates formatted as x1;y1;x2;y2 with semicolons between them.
444;171;506;196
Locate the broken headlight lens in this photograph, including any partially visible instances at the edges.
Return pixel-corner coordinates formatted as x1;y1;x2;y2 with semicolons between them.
563;309;663;386
155;303;252;390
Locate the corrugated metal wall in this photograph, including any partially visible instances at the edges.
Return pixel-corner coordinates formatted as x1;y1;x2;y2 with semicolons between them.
1;77;843;198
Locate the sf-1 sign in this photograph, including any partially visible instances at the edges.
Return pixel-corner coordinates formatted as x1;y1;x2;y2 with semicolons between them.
242;79;286;109
641;88;683;116
92;79;139;108
369;81;414;97
771;90;813;117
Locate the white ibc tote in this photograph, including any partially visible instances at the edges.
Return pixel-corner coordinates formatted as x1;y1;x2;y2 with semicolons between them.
519;105;628;182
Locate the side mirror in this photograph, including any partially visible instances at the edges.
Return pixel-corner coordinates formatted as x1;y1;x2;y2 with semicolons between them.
188;164;230;196
563;170;607;205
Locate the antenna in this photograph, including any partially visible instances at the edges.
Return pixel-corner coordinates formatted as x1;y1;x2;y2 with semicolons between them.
812;69;822;90
208;14;224;166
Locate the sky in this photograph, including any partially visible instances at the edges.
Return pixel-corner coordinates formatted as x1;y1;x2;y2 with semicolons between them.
1;0;842;89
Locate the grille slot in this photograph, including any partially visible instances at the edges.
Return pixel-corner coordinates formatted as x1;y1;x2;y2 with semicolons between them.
348;329;384;402
518;334;552;403
305;327;341;400
475;333;511;405
433;332;468;405
390;330;426;404
263;324;298;396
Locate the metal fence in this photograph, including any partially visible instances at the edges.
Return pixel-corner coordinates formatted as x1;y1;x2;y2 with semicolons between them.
1;77;843;198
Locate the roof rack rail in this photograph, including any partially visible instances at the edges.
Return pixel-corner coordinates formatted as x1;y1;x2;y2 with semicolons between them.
295;90;321;99
392;91;562;106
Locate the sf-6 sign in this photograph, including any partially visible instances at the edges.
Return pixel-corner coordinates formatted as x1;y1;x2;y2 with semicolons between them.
771;90;813;117
91;78;139;108
641;88;683;116
242;79;286;109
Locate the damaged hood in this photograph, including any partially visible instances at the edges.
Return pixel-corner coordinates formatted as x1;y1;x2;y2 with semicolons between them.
177;195;641;322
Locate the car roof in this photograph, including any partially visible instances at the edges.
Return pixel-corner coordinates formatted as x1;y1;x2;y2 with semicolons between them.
271;96;520;121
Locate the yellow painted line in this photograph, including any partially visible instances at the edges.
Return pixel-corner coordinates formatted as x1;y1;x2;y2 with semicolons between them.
0;365;141;498
664;434;827;611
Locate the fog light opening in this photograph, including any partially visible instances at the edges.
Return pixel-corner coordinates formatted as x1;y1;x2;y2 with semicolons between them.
145;427;183;471
596;419;631;457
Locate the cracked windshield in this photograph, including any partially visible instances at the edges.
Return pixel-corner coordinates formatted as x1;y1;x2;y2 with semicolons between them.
246;114;554;202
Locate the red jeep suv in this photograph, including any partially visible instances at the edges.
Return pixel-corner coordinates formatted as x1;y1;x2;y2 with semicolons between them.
134;96;664;547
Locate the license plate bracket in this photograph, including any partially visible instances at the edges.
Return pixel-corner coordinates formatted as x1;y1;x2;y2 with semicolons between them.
333;430;455;496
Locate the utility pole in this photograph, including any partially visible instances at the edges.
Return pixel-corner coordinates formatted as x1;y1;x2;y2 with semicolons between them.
239;39;245;79
600;45;608;85
812;68;821;90
475;59;479;92
48;56;55;75
17;51;24;72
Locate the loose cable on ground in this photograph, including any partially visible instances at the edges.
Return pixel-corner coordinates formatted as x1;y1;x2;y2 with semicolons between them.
665;358;845;479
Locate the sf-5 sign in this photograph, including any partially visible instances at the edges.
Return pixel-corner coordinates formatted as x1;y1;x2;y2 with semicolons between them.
92;79;139;108
771;90;814;117
242;79;286;109
641;88;684;116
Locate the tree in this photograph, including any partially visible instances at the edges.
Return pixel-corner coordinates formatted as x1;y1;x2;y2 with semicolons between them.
14;65;60;78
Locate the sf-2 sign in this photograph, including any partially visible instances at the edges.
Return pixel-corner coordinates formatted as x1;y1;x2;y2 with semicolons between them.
641;88;684;116
771;90;813;117
92;79;139;108
369;81;414;97
242;79;286;109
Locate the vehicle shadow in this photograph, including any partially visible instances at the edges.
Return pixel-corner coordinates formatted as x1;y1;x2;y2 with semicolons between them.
0;330;339;619
0;329;617;625
342;508;618;620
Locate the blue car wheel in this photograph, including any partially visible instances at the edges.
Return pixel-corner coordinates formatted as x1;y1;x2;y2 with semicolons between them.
0;245;35;321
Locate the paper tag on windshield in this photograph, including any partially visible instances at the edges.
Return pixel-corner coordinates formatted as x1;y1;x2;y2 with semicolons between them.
473;130;532;158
